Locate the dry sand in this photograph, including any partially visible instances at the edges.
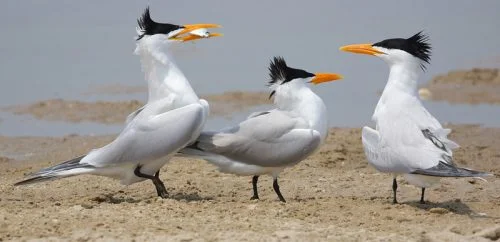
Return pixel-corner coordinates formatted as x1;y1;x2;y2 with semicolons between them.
3;91;270;124
422;68;500;104
0;125;499;241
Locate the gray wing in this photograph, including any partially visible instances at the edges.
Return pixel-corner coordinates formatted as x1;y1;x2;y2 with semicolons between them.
411;161;490;177
195;110;321;167
83;103;205;167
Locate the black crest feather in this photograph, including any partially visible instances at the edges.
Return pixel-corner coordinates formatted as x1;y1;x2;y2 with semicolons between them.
267;56;315;99
373;31;432;70
268;56;314;85
268;56;288;85
136;7;182;40
407;31;431;68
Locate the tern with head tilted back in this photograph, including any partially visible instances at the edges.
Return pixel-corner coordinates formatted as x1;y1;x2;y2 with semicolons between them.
15;7;222;198
179;56;343;202
340;32;490;204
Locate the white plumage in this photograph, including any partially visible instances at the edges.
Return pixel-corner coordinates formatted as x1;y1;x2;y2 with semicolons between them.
180;57;342;202
15;8;221;198
340;33;489;203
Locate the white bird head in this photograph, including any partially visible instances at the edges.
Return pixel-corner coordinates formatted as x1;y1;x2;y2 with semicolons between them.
267;56;343;98
339;31;432;71
136;7;222;46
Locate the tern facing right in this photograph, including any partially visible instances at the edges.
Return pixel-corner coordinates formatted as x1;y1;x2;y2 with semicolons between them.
340;32;490;204
14;8;222;198
180;56;343;202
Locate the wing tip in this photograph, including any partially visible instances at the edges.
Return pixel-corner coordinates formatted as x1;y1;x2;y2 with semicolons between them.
15;155;90;186
14;175;55;186
411;161;491;178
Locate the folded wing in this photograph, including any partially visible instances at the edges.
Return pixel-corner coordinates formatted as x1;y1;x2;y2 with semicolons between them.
186;110;321;167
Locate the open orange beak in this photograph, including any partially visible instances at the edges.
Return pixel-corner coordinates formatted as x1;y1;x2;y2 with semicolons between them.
169;23;222;42
180;32;223;42
339;44;385;56
310;73;343;85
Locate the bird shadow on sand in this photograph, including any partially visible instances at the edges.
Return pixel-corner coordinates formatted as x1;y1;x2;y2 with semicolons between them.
91;193;142;204
404;199;495;218
167;192;214;202
90;191;213;205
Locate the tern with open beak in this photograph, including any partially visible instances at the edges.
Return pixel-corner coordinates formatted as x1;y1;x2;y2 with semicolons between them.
15;7;222;198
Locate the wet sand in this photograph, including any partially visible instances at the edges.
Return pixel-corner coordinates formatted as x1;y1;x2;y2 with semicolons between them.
422;68;500;104
0;125;499;241
4;91;270;124
4;99;144;124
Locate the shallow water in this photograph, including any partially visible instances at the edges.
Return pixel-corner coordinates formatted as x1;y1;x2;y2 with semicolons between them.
0;1;499;136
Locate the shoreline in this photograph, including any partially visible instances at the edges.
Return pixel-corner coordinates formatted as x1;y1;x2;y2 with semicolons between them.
2;91;270;125
421;68;500;104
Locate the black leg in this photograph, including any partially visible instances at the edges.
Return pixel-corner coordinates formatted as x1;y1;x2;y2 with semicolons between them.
420;188;426;204
134;165;168;198
153;170;167;198
392;178;398;204
250;176;259;200
273;178;286;203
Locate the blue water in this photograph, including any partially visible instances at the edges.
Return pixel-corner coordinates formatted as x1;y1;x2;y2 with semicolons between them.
0;0;499;136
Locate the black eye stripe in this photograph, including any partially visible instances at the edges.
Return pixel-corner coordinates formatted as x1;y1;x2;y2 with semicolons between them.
284;68;315;83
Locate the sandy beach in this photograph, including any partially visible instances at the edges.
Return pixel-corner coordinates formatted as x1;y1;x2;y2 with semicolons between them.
1;68;500;241
0;124;499;241
2;1;500;241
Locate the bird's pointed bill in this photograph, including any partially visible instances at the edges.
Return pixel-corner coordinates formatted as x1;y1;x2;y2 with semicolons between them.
181;32;223;42
170;23;222;41
339;44;385;56
310;73;343;85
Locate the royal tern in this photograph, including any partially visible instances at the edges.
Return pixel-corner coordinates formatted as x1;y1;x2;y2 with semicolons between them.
15;7;222;198
340;32;490;204
179;56;343;202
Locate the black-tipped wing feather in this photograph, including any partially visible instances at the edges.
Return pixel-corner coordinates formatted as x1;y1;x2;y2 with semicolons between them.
14;155;93;186
411;161;490;177
421;129;447;152
37;155;88;173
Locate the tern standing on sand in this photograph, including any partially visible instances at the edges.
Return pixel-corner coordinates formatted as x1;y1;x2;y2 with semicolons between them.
340;32;490;204
180;56;343;202
15;8;222;198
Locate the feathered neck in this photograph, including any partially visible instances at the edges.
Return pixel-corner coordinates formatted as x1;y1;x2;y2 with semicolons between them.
373;59;423;122
271;80;308;110
272;81;328;141
134;37;198;103
382;59;422;97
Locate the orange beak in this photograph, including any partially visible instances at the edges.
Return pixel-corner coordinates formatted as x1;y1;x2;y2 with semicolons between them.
310;73;343;85
339;43;385;56
180;32;223;42
169;23;222;42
